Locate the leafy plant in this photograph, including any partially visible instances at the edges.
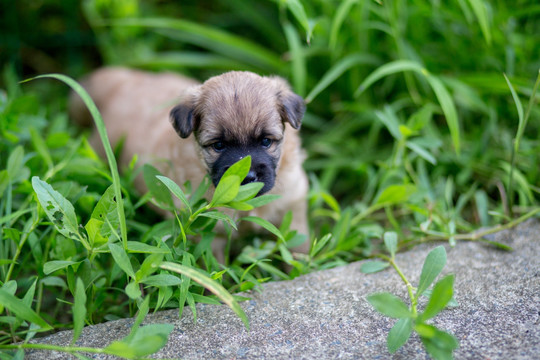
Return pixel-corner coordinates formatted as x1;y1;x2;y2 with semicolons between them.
1;0;540;358
363;236;458;359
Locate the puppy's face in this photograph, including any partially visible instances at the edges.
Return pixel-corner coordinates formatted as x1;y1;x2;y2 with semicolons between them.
169;71;305;195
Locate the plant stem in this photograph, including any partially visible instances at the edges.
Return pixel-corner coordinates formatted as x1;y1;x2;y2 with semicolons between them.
378;254;418;316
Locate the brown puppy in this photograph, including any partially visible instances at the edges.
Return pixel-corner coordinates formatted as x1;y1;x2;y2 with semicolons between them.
70;67;310;256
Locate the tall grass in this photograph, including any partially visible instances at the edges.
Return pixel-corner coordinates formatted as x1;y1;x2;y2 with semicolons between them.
1;0;539;358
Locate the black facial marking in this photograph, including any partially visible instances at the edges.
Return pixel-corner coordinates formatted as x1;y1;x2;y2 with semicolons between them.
210;143;278;195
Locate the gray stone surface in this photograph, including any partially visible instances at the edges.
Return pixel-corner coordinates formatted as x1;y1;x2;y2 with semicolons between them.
26;220;540;359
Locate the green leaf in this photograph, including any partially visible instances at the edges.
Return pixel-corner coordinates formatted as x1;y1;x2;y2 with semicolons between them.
106;324;174;358
7;145;24;182
416;246;447;299
125;296;150;343
127;241;170;254
109;243;136;279
285;0;313;42
211;175;241;206
465;0;492;45
225;201;254;211
360;261;390;274
72;278;87;344
245;194;281;208
419;275;455;322
32;176;81;241
84;218;107;247
354;60;460;154
417;324;459;359
283;21;306;96
141;274;182;287
329;0;359;51
143;164;174;208
135;254;164;281
375;184;417;207
0;170;9;195
111;18;282;72
156;175;190;210
0;289;52;331
160;261;249;330
367;293;413;319
197;211;238;230
222;156;251;181
235;182;264;202
30;127;53;169
321;192;341;214
387;318;413;353
43;260;80;275
177;254;191;319
87;185;119;242
241;216;284;241
384;232;398;258
406;141;437;165
310;233;332;257
125;281;142;299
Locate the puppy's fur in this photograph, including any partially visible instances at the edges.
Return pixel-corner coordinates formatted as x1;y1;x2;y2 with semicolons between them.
70;67;309;254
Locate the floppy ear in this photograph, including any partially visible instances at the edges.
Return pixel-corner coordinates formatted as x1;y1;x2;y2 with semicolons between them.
169;88;201;138
273;77;306;130
280;91;305;129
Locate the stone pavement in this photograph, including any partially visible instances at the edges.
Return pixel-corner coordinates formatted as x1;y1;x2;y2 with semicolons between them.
26;220;540;359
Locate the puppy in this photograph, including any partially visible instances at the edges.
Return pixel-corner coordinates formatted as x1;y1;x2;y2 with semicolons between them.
69;67;310;257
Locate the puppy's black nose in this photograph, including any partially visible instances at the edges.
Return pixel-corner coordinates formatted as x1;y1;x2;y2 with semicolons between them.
242;170;258;184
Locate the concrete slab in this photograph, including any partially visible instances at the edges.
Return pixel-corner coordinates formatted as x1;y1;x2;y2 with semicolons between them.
25;220;540;359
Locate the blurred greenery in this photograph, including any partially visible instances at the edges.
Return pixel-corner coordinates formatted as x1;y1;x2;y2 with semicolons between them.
1;0;540;357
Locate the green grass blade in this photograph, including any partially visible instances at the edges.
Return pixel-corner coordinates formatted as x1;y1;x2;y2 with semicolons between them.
160;261;249;330
306;53;379;103
128;51;249;71
466;0;492;45
354;60;424;97
0;289;52;331
23;74;128;249
355;60;461;154
72;278;87;345
283;22;306;96
503;74;524;136
425;75;461;155
504;71;540;215
284;0;313;43
329;0;358;51
109;18;283;72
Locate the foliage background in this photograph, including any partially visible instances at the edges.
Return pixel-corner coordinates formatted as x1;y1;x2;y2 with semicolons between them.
0;0;539;355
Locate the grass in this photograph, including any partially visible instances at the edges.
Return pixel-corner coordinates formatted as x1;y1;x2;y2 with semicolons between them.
1;0;540;359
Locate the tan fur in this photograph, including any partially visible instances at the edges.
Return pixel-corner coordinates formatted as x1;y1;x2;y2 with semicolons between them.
70;67;309;255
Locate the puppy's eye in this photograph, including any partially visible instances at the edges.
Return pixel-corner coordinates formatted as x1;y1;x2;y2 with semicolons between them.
212;141;225;152
261;138;272;148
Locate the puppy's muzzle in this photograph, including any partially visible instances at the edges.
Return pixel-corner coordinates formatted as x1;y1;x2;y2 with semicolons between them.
211;148;277;196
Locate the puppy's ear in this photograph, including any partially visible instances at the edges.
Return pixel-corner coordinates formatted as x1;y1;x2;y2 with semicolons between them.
273;77;305;130
169;88;201;138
